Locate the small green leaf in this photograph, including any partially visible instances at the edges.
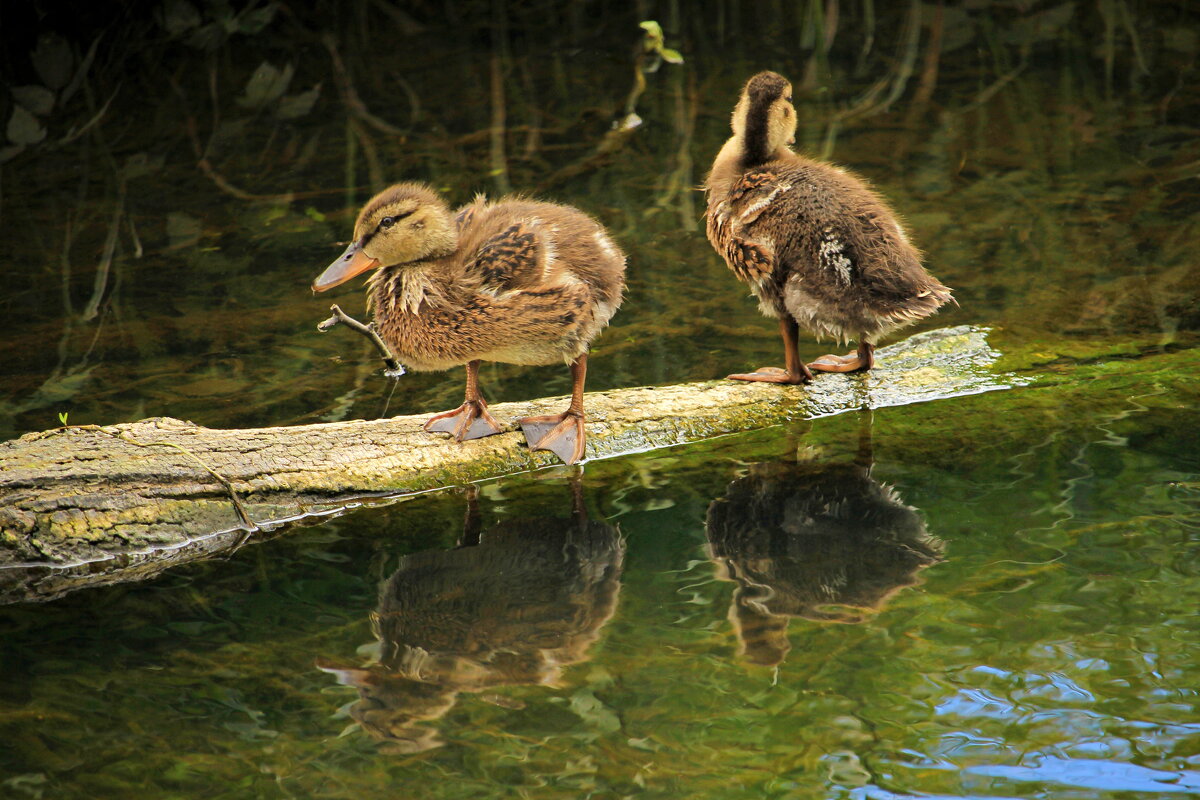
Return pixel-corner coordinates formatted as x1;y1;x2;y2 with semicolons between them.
7;106;47;146
31;34;73;90
276;83;321;120
568;688;621;734
159;0;202;36
58;411;69;426
659;47;684;64
237;3;278;34
238;62;294;110
12;86;55;116
639;20;664;41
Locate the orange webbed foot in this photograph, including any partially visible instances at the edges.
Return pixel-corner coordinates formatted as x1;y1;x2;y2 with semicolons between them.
519;412;586;465
726;366;811;384
424;400;504;441
808;353;870;373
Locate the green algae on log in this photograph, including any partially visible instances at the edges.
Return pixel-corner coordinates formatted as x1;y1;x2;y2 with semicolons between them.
0;326;1009;602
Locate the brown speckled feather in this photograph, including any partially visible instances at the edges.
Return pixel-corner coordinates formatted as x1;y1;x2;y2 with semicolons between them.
367;193;625;372
707;155;952;344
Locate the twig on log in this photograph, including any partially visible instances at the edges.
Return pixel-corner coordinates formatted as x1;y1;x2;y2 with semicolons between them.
39;424;256;530
114;432;256;531
318;304;406;377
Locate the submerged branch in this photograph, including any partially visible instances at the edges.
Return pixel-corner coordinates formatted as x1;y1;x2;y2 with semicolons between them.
323;35;406;137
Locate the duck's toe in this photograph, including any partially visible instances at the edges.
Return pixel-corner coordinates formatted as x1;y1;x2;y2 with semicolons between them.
519;412;586;465
808;353;869;373
726;366;810;384
424;401;505;441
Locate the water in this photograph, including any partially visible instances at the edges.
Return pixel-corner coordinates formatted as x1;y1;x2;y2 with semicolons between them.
3;397;1197;798
2;3;1199;798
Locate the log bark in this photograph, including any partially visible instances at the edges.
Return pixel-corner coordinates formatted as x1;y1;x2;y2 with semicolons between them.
0;326;1011;603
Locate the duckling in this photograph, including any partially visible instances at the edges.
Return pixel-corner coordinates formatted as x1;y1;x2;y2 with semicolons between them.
705;71;952;382
313;182;625;464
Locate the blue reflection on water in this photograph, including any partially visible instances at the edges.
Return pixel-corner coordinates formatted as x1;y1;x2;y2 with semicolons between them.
967;756;1200;794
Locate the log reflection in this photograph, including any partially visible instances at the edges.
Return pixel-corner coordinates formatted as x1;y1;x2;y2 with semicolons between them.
319;480;623;753
706;447;942;667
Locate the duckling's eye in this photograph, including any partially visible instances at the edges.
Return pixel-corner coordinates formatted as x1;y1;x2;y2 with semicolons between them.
785;94;793;104
378;210;414;231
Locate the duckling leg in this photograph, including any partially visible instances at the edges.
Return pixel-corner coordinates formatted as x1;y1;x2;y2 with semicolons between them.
518;354;588;465
423;360;505;441
728;318;813;384
808;341;875;373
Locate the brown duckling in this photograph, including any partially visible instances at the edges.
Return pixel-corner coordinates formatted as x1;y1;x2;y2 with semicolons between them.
705;71;952;382
313;182;626;464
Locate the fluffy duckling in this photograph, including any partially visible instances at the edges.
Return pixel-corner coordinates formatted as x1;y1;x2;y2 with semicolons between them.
313;183;625;464
705;71;952;382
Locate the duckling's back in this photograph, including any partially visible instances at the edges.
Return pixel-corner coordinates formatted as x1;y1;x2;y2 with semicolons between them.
453;197;626;319
708;154;951;341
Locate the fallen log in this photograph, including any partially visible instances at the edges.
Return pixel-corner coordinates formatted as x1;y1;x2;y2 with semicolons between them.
0;326;1012;602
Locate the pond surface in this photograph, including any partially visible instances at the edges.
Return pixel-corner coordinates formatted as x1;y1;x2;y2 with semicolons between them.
2;3;1199;798
3;396;1199;798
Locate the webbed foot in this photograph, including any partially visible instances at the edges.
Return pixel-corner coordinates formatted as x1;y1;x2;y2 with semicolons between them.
424;400;504;441
809;342;875;373
519;412;586;465
807;354;867;373
727;366;812;384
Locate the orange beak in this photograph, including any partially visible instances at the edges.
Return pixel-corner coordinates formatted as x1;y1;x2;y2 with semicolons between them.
312;240;380;292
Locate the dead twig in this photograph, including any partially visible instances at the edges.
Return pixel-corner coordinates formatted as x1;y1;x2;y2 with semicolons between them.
47;424;256;530
318;304;406;377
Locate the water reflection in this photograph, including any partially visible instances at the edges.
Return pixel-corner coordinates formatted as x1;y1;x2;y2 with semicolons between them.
318;480;623;753
706;441;942;667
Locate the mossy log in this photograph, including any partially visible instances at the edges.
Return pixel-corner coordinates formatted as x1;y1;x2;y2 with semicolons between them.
0;326;1011;603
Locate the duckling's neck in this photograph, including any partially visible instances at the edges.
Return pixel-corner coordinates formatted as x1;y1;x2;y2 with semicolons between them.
741;106;781;168
706;135;794;200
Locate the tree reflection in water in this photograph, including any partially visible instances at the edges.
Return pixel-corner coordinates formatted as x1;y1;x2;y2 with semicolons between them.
318;480;623;753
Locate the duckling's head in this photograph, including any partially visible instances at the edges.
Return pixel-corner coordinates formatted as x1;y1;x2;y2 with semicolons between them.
731;71;796;167
313;182;457;292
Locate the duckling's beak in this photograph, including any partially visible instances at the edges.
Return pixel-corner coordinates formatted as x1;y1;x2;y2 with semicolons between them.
312;240;380;292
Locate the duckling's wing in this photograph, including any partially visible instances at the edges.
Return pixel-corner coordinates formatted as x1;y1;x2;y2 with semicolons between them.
706;170;786;283
466;222;547;293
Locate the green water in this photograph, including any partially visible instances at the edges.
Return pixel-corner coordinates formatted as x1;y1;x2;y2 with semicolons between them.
2;2;1200;797
3;395;1199;798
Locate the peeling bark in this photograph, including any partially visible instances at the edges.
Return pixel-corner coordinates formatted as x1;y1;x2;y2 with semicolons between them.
0;326;1010;603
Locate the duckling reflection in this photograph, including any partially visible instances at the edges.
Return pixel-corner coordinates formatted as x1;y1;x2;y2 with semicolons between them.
706;453;942;667
318;481;623;753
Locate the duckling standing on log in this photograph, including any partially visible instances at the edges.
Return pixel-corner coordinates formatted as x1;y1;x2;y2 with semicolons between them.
705;71;952;382
313;183;626;465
